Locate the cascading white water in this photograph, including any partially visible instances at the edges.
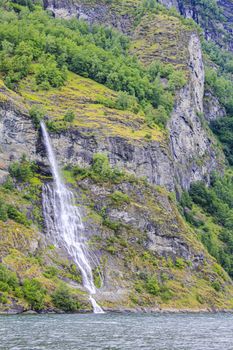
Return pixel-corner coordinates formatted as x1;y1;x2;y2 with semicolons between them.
41;121;104;314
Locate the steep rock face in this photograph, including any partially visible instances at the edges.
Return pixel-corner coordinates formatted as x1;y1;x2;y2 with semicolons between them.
0;97;175;190
131;10;223;189
39;129;175;190
168;34;221;190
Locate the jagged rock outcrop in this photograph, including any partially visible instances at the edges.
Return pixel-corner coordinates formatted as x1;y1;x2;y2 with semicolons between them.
168;34;222;190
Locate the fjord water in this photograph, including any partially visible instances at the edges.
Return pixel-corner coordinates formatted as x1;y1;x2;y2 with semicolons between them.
1;312;233;349
41;122;103;314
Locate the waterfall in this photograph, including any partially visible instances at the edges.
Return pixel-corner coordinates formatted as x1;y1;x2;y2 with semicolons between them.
41;121;104;314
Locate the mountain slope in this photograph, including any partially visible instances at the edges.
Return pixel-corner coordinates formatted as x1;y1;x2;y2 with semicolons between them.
0;1;233;313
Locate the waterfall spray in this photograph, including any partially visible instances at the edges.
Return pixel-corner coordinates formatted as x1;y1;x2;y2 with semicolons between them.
41;121;104;314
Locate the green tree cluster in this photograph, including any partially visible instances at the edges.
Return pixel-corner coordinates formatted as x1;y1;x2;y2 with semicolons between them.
0;2;188;128
203;42;233;164
0;264;47;310
181;174;233;277
23;278;46;310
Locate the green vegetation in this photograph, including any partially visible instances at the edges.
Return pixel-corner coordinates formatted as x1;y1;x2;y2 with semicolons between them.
29;105;46;128
23;278;46;310
9;155;37;182
110;191;130;205
64;110;75;123
0;261;82;311
0;263;20;304
146;274;160;295
180;173;233;278
52;283;80;312
203;41;233;164
0;156;43;228
205;67;233;115
134;273;173;302
0;263;45;310
68;153;125;184
0;0;233;313
210;117;233;165
0;1;189;128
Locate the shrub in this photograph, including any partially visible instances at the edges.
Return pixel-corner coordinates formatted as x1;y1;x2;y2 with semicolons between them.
7;205;30;227
134;280;144;293
91;153;124;183
2;176;14;190
64;110;75;123
52;284;80;312
0;293;7;304
43;266;58;279
93;267;102;289
145;104;169;128
175;258;186;269
180;191;192;209
0;264;19;289
105;245;116;254
9;156;36;182
0;281;10;292
35;58;67;88
23;278;46;310
212;281;221;292
167;70;187;92
29;105;46;128
92;154;111;178
110;191;130;205
0;199;8;222
103;218;120;232
146;275;160;295
160;286;173;302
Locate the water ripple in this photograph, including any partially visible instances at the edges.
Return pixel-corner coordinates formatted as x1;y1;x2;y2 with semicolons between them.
1;313;233;350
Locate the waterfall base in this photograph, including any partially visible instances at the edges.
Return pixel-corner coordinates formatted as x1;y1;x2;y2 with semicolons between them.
90;296;105;314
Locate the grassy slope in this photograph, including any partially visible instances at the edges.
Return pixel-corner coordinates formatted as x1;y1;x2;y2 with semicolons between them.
18;71;164;142
131;13;191;69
